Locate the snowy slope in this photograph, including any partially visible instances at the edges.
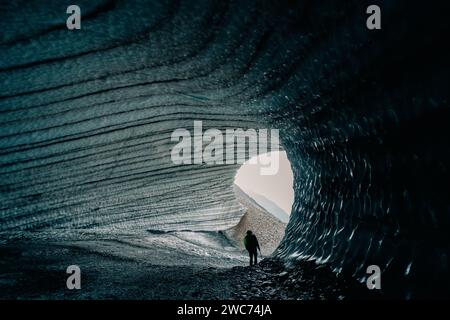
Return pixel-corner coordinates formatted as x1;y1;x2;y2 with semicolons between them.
245;190;290;223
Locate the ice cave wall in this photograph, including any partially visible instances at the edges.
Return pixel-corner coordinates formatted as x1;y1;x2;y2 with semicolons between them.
1;0;449;297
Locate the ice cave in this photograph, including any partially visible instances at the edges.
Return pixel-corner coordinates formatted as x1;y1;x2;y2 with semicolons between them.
0;0;449;299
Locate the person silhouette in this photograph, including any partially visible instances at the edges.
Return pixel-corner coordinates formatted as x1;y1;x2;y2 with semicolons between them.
244;230;261;266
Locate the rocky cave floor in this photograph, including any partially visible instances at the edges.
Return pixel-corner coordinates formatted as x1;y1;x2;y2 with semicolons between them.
0;231;377;300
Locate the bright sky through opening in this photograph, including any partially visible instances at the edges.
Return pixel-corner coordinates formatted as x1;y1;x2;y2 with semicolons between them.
234;151;294;215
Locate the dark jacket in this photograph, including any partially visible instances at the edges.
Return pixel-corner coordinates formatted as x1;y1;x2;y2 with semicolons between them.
244;234;260;251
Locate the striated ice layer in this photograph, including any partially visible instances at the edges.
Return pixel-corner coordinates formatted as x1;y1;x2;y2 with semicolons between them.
1;0;450;297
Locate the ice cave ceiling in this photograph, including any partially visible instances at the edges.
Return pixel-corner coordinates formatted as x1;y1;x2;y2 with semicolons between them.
1;0;449;296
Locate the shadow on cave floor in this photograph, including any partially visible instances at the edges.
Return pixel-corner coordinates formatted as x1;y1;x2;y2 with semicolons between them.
0;236;375;300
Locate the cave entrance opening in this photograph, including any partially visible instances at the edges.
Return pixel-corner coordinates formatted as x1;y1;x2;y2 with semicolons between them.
230;151;294;255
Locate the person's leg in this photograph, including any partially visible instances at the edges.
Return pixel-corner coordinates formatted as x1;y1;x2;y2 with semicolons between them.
249;249;256;265
254;250;258;265
248;250;253;266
